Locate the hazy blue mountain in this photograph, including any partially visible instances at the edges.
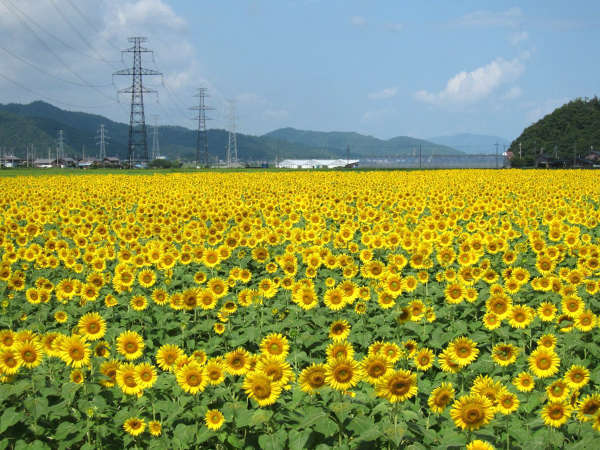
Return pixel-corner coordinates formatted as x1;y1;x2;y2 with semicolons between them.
0;101;333;162
428;133;511;154
264;127;463;156
0;101;463;162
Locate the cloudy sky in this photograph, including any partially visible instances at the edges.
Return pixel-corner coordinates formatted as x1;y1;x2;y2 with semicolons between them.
0;0;598;142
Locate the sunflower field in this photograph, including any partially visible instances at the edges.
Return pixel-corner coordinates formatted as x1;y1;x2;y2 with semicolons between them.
1;170;600;449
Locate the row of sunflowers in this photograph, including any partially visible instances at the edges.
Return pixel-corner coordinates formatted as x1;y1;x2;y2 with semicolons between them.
1;170;600;449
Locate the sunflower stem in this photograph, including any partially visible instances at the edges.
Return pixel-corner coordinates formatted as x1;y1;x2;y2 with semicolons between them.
505;414;510;450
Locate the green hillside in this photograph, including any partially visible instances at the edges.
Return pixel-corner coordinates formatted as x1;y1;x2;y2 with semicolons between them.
0;101;331;162
264;127;463;156
509;97;600;167
0;101;461;162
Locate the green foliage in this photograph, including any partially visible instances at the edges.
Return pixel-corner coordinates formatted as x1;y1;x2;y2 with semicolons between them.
0;101;463;162
510;96;600;166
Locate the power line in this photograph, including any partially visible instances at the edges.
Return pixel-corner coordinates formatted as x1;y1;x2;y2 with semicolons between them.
0;44;112;88
1;0;118;66
47;0;121;69
63;0;122;53
0;0;121;105
0;70;114;109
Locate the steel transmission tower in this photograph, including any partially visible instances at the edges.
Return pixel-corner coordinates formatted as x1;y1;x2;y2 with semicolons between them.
57;130;64;161
190;88;213;167
151;115;160;160
113;37;162;166
226;100;238;167
96;124;109;161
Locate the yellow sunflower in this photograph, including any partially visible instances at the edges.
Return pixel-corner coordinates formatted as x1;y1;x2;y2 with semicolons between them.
15;340;43;369
428;382;455;414
148;420;162;436
123;417;146;436
360;355;391;385
205;409;225;431
328;320;351;342
156;344;183;372
448;337;479;367
491;343;519;367
243;371;282;406
577;394;600;422
58;335;91;368
375;369;418;403
116;331;144;361
299;363;327;394
259;333;289;360
528;348;560;378
413;348;435;371
77;312;106;341
450;394;494;431
176;362;207;394
541;401;571;428
325;357;361;391
512;372;535;392
224;348;250;376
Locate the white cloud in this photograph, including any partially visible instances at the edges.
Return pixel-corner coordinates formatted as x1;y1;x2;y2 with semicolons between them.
455;7;522;28
368;87;398;100
0;0;215;127
113;0;186;31
350;16;367;27
386;23;403;32
508;31;528;45
415;57;525;105
503;86;522;100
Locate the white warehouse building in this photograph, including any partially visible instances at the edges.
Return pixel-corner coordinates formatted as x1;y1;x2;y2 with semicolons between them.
276;159;359;169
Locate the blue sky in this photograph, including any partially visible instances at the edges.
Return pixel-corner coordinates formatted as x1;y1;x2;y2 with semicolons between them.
0;1;598;142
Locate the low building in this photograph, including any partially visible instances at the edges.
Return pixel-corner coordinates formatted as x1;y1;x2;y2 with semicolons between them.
103;156;121;168
78;158;101;169
33;158;56;168
276;159;359;169
1;155;23;168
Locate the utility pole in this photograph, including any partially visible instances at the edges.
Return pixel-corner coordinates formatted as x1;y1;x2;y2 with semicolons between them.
97;124;109;162
494;142;499;169
113;37;162;166
190;88;213;168
150;114;160;161
82;145;86;163
226;99;238;167
519;142;522;159
47;146;51;162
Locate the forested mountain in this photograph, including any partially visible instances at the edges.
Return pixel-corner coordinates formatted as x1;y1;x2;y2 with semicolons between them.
0;101;462;161
509;97;600;167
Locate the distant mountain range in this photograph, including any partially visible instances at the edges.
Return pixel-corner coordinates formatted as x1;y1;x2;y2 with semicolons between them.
428;133;511;154
0;101;463;161
264;128;462;157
